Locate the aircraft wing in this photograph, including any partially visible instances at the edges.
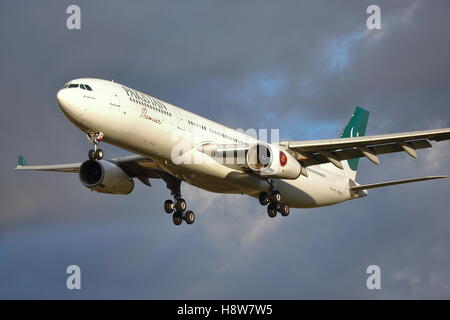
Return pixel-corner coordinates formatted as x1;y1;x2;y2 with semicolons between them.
14;154;162;184
285;128;450;167
15;162;82;173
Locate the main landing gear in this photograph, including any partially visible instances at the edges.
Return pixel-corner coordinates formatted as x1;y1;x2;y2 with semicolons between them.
86;132;105;160
158;172;195;226
164;196;195;225
258;180;290;218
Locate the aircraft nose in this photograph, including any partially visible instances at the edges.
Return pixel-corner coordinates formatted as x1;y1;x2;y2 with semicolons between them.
56;87;86;125
56;89;70;111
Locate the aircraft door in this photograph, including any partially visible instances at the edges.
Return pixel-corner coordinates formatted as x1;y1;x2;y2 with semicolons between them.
330;177;336;191
107;84;121;111
176;110;186;131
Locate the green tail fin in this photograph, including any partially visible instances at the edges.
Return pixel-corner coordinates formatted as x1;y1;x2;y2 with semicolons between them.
17;155;27;167
340;107;370;171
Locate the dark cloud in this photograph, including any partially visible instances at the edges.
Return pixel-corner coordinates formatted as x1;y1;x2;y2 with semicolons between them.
1;0;449;299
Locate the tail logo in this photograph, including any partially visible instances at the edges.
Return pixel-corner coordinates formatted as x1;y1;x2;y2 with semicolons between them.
350;127;360;138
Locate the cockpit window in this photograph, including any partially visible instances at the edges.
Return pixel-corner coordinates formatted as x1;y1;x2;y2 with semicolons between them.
64;83;93;90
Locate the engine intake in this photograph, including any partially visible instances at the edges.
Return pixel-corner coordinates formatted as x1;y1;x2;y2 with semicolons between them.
246;143;301;179
79;160;134;194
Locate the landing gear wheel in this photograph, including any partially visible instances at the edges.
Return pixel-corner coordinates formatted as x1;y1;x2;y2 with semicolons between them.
164;200;175;214
173;213;183;225
278;202;290;217
86;132;104;160
267;204;278;218
258;192;270;206
184;210;195;225
270;191;282;204
94;149;104;160
175;198;187;213
88;149;96;161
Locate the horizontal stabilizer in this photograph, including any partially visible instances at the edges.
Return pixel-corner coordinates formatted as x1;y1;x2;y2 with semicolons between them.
350;175;449;192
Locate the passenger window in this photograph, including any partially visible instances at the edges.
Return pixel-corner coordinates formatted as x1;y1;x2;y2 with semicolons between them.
68;84;79;88
85;85;93;91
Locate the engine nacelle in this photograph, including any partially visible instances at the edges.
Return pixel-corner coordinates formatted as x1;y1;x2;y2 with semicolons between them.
79;160;134;194
246;143;301;179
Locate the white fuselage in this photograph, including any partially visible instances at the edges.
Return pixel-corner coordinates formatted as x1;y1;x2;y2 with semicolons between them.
56;78;354;208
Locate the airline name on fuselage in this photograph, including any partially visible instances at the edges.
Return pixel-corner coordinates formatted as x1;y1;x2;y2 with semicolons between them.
121;86;168;111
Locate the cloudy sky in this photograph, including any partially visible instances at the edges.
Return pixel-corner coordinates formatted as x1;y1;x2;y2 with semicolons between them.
1;0;449;299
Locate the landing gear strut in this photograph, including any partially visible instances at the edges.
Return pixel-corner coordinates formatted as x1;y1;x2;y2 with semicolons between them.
87;132;104;160
258;179;290;218
158;172;195;226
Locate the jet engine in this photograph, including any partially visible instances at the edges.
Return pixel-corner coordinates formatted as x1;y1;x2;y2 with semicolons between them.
246;143;301;179
79;160;134;194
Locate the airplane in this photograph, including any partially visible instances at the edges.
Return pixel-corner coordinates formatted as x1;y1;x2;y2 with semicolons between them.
15;78;450;226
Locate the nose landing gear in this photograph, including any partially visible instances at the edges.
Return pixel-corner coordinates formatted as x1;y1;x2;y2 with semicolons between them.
87;132;105;160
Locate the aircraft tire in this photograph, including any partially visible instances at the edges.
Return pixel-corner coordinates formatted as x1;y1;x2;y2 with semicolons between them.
95;149;104;160
267;204;278;218
279;202;290;217
173;213;183;225
88;149;96;161
175;198;187;213
184;210;195;224
258;192;270;206
164;200;174;214
270;191;282;204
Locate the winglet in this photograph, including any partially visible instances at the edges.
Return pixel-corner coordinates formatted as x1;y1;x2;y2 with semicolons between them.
17;155;27;167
